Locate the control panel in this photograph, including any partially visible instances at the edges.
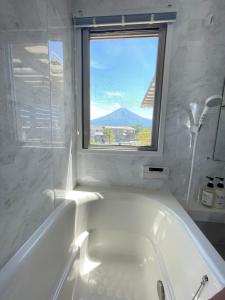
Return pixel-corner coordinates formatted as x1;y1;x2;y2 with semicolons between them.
143;166;169;180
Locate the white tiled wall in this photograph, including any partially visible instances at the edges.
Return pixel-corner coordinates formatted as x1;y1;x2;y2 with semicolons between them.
0;0;76;268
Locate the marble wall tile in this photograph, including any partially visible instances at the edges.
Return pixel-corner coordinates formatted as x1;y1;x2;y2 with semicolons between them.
0;0;75;268
74;0;225;207
0;0;48;31
74;0;176;17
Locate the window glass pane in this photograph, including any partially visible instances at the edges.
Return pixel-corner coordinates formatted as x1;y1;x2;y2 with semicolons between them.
90;35;159;147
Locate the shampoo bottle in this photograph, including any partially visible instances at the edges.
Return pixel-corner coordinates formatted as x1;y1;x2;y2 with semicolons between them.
214;177;225;209
201;176;214;207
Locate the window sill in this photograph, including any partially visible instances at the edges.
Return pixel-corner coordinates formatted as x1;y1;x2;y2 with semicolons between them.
77;147;163;157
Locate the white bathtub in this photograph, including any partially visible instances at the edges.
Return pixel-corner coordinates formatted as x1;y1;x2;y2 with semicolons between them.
0;186;224;300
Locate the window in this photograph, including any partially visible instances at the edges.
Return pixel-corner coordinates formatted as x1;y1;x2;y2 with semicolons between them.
82;25;166;151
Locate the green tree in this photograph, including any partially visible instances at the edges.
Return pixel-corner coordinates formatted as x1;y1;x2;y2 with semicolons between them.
138;128;152;145
132;124;143;134
132;124;143;141
104;127;115;144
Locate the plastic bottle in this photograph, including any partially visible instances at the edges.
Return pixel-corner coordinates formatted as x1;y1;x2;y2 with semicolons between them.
214;177;225;209
201;176;214;207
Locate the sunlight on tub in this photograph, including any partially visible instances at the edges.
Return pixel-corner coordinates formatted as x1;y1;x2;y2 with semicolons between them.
153;210;166;236
75;231;102;277
65;191;104;205
80;257;101;277
75;231;89;248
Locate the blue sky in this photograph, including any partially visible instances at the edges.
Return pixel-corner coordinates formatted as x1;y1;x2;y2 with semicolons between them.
90;36;158;120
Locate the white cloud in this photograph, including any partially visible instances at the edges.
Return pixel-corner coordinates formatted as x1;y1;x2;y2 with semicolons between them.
105;91;124;98
111;103;121;110
91;105;111;120
91;102;121;120
90;60;105;70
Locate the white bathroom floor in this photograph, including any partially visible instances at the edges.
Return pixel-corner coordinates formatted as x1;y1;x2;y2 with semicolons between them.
73;254;152;300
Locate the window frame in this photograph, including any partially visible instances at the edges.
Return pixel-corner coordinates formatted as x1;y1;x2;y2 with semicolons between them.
81;24;167;151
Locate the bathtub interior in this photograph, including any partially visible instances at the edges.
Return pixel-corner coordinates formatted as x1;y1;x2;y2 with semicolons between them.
58;228;171;300
63;188;225;300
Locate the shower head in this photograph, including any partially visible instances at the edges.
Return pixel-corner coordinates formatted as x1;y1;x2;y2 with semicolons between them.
198;95;222;131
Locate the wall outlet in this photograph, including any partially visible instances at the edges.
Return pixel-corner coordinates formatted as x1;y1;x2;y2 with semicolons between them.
143;166;169;180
